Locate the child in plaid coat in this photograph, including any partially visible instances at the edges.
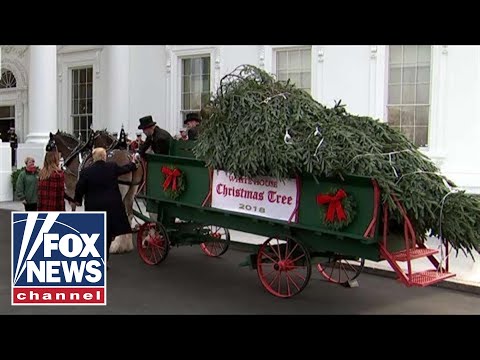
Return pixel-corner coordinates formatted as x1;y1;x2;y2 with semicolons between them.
37;150;65;211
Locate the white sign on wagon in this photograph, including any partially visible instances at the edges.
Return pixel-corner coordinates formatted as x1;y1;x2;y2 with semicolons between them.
211;170;299;222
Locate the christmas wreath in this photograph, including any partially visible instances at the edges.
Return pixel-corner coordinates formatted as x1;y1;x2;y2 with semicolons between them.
316;187;356;230
161;165;186;200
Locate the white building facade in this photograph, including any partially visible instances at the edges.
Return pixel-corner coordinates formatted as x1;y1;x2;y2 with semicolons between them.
1;45;479;201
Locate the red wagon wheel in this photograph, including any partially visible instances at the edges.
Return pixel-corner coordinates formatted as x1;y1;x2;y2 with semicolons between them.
136;222;169;265
200;225;230;257
316;255;365;285
257;236;311;298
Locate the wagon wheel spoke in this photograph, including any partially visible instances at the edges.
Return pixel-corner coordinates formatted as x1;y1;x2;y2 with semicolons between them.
290;253;306;263
290;268;307;282
276;238;283;262
340;262;351;282
207;242;215;254
277;270;282;294
150;239;164;249
338;262;345;283
151;246;158;263
345;260;358;273
278;272;289;297
286;272;301;292
268;242;281;260
263;267;277;279
285;242;299;261
285;275;291;298
268;271;280;288
284;239;290;262
329;259;337;279
260;251;278;264
283;264;305;270
212;226;226;237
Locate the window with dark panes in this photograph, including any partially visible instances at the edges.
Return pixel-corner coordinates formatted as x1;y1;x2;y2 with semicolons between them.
0;70;17;89
387;45;431;147
275;47;311;93
181;56;210;122
71;67;93;142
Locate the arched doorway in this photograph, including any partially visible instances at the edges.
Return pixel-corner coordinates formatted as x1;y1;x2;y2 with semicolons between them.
0;70;17;142
0;51;29;144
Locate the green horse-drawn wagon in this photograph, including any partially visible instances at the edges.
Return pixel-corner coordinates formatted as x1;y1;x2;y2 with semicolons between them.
133;140;455;298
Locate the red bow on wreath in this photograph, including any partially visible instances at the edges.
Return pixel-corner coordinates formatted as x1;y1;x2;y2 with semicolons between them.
316;189;347;222
162;166;181;191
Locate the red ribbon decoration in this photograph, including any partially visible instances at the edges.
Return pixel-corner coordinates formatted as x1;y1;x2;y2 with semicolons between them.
162;167;181;191
316;189;348;222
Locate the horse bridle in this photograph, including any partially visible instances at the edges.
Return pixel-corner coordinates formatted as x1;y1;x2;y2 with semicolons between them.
92;131;118;151
52;134;90;197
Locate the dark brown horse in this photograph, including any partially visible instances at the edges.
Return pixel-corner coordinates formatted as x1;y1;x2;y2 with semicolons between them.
91;129;116;149
49;130;144;254
47;131;85;211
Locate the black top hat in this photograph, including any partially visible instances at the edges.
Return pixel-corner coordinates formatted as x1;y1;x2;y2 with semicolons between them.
184;112;202;125
138;115;157;130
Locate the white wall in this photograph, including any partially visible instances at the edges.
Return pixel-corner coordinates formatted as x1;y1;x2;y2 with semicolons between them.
321;46;371;115
128;46;167;138
436;46;480;193
220;46;260;78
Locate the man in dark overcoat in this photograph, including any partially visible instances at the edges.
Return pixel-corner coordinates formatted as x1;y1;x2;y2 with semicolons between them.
74;147;138;267
184;112;202;141
137;115;173;158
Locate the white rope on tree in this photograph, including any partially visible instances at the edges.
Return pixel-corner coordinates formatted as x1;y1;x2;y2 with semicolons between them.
437;188;459;273
394;170;446;185
284;127;293;144
388;153;399;178
345;149;414;168
261;92;288;104
313;125;324;159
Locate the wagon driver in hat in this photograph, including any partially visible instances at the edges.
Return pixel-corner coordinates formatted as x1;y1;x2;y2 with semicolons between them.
136;115;173;159
184;112;202;141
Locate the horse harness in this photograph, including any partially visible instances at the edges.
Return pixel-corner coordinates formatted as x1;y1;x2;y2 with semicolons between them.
58;131;145;205
74;147;144;187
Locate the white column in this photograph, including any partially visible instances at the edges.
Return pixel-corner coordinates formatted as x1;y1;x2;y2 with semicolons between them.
26;45;57;144
106;46;130;134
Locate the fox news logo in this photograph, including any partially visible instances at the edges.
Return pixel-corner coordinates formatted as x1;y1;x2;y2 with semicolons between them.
11;212;107;306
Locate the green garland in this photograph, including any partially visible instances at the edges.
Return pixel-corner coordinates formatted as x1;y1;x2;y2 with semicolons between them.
161;165;186;200
317;187;356;231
